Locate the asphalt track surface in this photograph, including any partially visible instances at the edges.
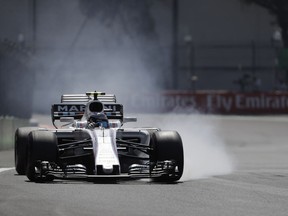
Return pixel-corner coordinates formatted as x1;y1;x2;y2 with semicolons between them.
1;114;288;216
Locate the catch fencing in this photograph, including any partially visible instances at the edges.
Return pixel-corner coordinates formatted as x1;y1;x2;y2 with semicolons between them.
177;42;282;91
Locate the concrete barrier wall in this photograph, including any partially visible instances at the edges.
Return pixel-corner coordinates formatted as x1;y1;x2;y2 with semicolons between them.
125;91;288;114
163;91;288;114
0;116;36;150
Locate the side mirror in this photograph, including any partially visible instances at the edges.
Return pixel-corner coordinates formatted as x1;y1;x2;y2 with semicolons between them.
123;117;137;123
60;117;74;122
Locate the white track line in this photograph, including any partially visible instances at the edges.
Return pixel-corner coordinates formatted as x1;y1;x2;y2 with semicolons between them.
0;167;14;173
201;114;288;122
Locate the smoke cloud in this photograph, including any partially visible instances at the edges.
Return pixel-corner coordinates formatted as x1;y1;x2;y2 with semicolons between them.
31;2;170;113
175;114;235;180
129;113;235;180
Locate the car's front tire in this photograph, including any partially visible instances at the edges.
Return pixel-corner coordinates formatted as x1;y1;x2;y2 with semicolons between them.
26;131;58;182
150;131;184;182
15;127;41;175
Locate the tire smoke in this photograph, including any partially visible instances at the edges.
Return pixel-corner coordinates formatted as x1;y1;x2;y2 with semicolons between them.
131;113;235;181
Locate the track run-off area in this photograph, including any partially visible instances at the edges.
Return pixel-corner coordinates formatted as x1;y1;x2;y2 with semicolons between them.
1;114;288;216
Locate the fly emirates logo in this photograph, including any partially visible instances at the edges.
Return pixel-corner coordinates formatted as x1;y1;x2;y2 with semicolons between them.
206;94;288;111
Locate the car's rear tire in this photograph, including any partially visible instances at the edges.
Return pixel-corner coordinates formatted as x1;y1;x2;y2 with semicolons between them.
26;131;58;182
151;131;184;182
15;127;41;175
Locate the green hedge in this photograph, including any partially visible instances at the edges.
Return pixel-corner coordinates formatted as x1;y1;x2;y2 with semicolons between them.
278;48;288;70
0;116;37;150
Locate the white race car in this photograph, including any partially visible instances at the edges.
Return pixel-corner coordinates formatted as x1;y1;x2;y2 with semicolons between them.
15;91;184;182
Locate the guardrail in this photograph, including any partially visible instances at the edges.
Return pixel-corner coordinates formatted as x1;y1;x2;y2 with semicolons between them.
0;116;37;150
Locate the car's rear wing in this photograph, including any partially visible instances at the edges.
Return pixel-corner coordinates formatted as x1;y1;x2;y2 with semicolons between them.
51;92;123;128
61;92;116;103
52;103;123;120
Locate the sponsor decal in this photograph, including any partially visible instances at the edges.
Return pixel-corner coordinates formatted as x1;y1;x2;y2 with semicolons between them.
127;92;288;114
206;93;288;112
56;105;86;112
130;94;196;111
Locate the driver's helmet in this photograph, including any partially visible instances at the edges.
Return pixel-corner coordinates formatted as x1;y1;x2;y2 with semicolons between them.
87;113;109;129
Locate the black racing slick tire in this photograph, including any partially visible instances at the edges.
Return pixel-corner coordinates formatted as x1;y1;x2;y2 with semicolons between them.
26;131;58;182
15;127;40;175
151;131;184;182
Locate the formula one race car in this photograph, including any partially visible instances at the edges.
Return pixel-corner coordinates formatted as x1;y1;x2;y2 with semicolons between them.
14;91;184;182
